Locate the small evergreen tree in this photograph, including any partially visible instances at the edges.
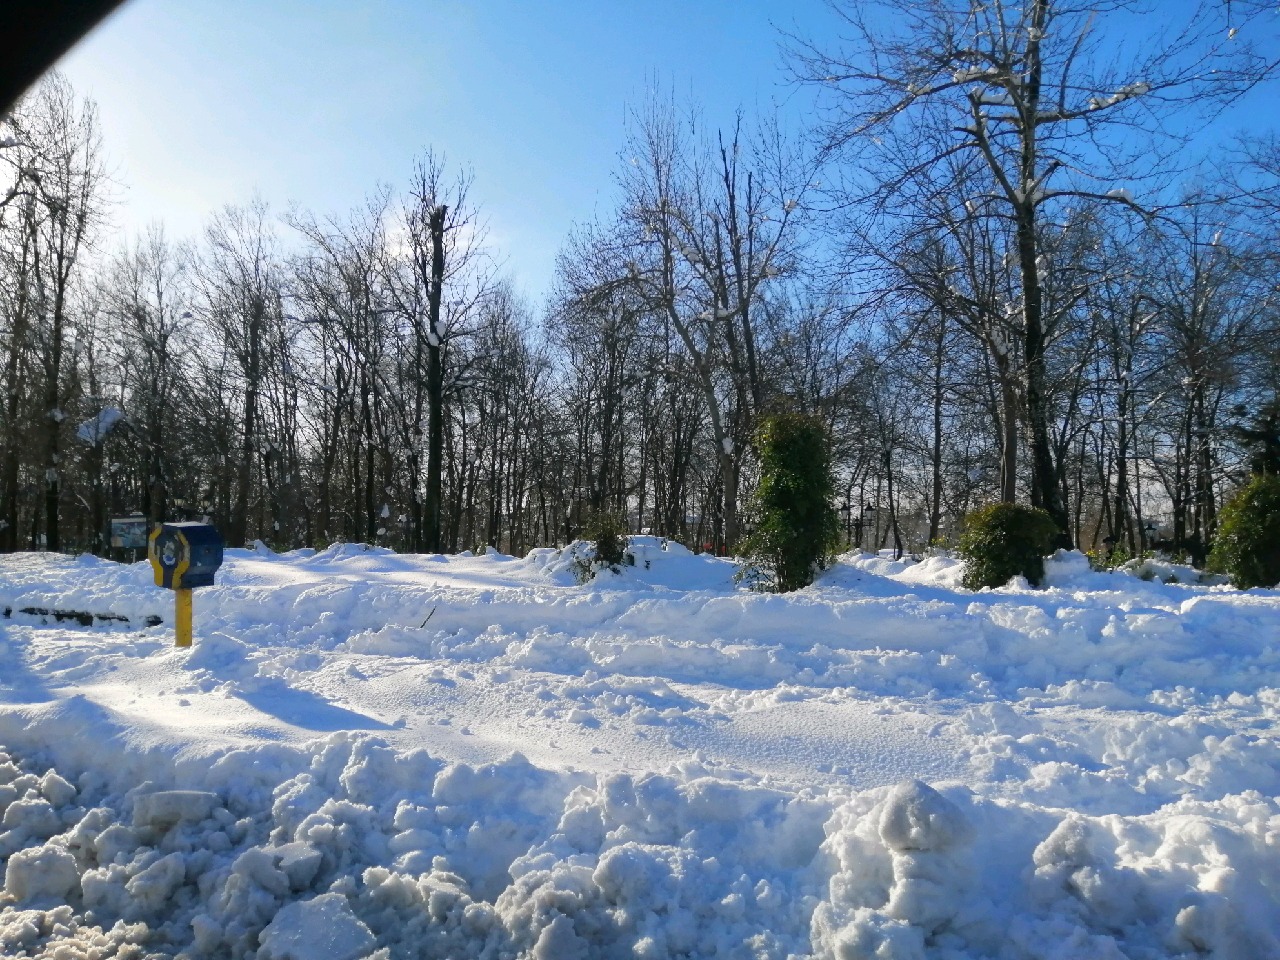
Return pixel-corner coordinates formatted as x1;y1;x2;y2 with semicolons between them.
957;503;1059;589
741;412;840;592
585;510;629;568
569;510;631;582
1208;474;1280;589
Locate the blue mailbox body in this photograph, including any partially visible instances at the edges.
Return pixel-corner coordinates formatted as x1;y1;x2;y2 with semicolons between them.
149;522;224;589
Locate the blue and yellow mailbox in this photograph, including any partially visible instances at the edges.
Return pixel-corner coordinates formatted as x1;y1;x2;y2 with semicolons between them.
148;522;223;647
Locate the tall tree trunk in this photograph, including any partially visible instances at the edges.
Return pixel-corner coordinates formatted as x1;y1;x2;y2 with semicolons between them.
1114;380;1134;552
998;362;1018;504
720;449;741;554
42;288;66;552
1014;0;1069;545
229;297;264;547
0;295;28;552
928;314;945;541
1018;218;1068;544
145;427;166;534
424;204;447;553
361;371;377;543
1192;389;1215;566
884;446;904;559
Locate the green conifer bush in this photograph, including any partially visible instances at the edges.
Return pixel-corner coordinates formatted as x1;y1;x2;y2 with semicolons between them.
1208;474;1280;589
741;412;840;592
570;510;631;582
585;510;629;568
957;503;1059;589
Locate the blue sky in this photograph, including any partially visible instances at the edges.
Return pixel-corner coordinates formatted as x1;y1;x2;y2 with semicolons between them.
56;0;835;304
53;1;1280;305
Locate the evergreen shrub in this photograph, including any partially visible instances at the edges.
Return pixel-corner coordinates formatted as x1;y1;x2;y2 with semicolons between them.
957;502;1059;589
570;510;630;582
585;510;629;568
1208;474;1280;588
740;412;840;592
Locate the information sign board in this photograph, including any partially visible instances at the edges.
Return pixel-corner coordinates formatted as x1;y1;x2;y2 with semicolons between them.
110;516;148;549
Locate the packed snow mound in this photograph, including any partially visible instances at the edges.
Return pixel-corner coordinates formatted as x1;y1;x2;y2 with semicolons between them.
533;534;737;591
2;546;1279;957
258;893;376;960
1118;555;1233;586
1;740;1276;959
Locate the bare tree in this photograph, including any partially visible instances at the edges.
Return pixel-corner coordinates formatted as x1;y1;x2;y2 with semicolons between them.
191;199;285;546
1144;207;1276;561
614;95;809;550
793;0;1279;543
387;153;492;553
105;226;190;533
290;194;404;545
3;75;106;551
0;191;41;551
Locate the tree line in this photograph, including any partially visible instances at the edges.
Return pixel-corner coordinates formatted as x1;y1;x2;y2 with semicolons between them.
3;1;1280;563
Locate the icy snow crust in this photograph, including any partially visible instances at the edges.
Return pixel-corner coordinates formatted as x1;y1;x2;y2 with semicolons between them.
0;540;1277;958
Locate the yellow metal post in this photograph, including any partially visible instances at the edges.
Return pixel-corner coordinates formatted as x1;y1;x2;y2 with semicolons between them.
175;588;193;648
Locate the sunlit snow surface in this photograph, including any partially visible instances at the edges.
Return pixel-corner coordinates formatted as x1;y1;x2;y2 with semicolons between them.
1;540;1278;958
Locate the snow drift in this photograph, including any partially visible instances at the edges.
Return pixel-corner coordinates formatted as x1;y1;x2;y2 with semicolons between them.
1;541;1277;958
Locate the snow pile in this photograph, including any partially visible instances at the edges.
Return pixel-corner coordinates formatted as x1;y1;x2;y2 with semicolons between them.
810;780;1280;959
258;894;375;960
2;546;1279;957
1118;555;1231;587
535;535;738;591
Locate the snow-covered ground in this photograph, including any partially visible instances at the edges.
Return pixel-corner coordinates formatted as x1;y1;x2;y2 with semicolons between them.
1;538;1277;959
